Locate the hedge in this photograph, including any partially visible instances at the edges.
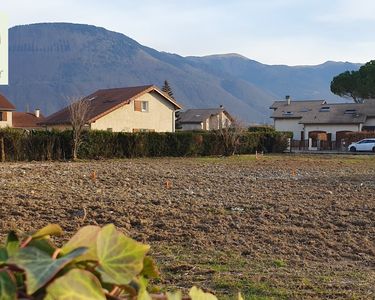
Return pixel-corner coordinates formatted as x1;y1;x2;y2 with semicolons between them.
0;128;292;162
343;132;375;145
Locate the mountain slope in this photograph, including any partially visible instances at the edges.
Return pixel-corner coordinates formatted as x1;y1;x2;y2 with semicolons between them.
0;23;361;123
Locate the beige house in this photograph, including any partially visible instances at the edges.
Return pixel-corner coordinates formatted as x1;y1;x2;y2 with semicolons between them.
178;107;233;131
0;94;15;128
0;94;45;130
41;85;182;132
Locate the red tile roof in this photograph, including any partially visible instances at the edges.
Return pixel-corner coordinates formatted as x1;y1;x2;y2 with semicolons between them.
12;112;46;129
0;94;16;110
41;85;182;125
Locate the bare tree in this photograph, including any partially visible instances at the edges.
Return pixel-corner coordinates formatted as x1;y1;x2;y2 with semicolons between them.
67;96;91;161
216;118;246;156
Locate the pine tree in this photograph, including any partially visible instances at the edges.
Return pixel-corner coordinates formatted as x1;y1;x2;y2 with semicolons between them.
162;80;175;99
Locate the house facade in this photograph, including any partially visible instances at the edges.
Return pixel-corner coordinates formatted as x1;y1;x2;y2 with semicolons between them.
0;94;45;130
178;108;233;131
41;85;182;132
0;94;15;128
270;96;375;148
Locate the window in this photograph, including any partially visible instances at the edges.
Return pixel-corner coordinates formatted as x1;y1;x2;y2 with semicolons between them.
282;111;294;116
345;109;356;114
134;101;149;112
141;101;148;112
0;112;7;121
320;106;330;112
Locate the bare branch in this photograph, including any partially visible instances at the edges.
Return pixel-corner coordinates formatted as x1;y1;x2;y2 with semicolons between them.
66;96;91;160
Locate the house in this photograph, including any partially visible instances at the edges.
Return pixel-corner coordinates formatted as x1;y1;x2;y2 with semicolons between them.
12;110;46;130
178;107;233;131
41;85;182;132
0;94;16;128
0;94;45;130
270;96;375;148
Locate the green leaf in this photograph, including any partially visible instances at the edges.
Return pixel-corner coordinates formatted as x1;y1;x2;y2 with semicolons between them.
167;290;183;300
61;225;101;261
0;248;7;264
8;246;87;295
45;269;105;300
6;232;19;257
0;269;17;300
31;224;63;239
137;277;151;300
189;286;217;300
141;257;160;279
27;239;57;256
95;224;150;285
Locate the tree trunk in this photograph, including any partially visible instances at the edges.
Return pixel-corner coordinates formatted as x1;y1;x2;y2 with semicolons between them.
0;136;5;162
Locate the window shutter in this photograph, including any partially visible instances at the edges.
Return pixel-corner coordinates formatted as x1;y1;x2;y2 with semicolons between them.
134;101;141;112
2;112;7;121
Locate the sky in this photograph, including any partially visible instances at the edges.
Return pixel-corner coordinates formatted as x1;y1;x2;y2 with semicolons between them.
1;0;375;65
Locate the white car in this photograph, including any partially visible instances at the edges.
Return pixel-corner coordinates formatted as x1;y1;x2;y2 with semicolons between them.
348;138;375;152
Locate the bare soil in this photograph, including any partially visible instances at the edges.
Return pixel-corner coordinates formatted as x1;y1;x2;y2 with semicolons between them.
0;155;374;299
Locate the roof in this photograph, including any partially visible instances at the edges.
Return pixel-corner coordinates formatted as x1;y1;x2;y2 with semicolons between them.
270;100;326;119
300;103;367;124
12;112;46;129
0;94;16;111
41;85;182;125
179;108;233;124
271;98;375;125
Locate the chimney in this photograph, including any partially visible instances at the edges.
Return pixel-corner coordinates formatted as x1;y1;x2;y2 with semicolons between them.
219;105;224;109
35;109;40;118
285;95;291;105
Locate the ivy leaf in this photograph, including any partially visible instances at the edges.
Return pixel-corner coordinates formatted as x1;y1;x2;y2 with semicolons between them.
31;224;63;239
8;246;87;295
0;248;7;264
137;277;152;300
6;231;19;257
166;290;183;300
95;224;150;285
0;269;17;300
141;257;160;279
60;225;101;261
45;269;105;300
27;239;57;256
189;286;218;300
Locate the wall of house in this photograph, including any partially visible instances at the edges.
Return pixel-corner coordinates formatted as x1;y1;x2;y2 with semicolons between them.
181;123;203;131
365;117;375;126
91;91;176;132
207;112;232;130
46;124;72;131
304;124;361;141
0;111;12;128
274;118;303;140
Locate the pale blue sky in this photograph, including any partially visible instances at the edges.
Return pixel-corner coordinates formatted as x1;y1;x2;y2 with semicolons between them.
2;0;375;65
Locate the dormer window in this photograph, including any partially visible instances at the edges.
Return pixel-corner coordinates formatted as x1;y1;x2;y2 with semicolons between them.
345;109;356;114
282;111;294;116
320;106;330;112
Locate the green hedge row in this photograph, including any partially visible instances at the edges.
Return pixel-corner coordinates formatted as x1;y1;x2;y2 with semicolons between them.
344;132;375;144
0;129;292;161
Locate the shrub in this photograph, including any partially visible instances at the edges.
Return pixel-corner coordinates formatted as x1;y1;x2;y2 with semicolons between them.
0;129;291;161
0;224;238;299
343;131;375;145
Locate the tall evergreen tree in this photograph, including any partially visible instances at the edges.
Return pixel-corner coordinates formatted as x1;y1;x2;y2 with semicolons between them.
162;80;175;99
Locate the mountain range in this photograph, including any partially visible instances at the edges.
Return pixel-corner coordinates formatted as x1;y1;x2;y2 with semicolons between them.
0;23;361;123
